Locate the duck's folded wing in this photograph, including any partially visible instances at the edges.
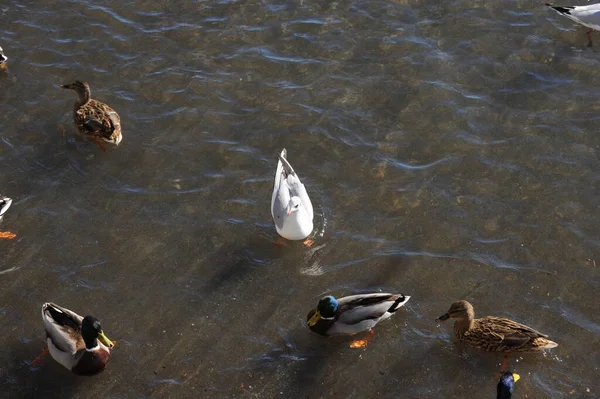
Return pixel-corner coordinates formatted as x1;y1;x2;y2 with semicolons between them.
42;303;82;353
336;294;396;324
286;174;313;220
271;177;290;230
481;317;548;347
106;110;121;132
570;7;600;28
82;117;107;134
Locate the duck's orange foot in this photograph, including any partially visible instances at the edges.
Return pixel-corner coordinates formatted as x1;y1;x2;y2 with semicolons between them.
349;329;375;349
95;140;107;152
273;238;286;247
32;347;49;367
303;238;315;247
0;231;16;240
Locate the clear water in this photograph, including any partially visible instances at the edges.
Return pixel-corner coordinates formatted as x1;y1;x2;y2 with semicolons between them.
1;1;599;398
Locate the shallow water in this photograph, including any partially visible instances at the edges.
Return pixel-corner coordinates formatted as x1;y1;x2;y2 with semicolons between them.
1;1;599;398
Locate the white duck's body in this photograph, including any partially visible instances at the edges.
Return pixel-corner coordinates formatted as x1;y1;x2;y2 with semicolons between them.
547;3;600;31
271;149;314;240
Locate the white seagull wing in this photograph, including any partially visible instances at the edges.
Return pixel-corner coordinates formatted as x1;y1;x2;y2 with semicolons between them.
271;149;290;230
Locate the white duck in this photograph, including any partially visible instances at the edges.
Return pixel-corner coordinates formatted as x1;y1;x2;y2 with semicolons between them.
546;3;600;46
271;149;314;246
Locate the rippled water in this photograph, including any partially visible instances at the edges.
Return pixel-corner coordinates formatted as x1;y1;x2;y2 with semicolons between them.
1;1;599;398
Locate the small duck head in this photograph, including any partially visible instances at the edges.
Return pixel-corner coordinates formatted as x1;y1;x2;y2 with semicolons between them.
436;300;475;322
497;371;520;399
81;316;114;350
308;296;339;326
61;80;91;104
0;46;7;65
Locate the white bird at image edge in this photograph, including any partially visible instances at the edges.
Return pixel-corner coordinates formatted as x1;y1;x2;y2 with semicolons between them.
546;3;600;45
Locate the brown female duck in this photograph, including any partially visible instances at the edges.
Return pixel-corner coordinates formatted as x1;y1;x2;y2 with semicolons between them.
61;81;122;151
436;300;558;353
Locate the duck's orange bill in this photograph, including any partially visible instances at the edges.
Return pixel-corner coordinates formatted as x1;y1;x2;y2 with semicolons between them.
0;231;16;239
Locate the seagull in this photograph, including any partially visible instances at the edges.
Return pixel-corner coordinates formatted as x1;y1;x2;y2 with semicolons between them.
0;195;11;220
271;149;314;246
546;3;600;46
0;46;7;65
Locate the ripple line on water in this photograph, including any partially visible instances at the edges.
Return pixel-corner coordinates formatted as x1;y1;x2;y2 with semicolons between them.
385;155;457;171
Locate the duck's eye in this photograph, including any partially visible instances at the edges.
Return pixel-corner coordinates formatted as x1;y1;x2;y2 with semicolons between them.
295;204;299;208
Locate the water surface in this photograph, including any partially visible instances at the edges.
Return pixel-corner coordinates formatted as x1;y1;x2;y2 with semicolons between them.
1;1;599;398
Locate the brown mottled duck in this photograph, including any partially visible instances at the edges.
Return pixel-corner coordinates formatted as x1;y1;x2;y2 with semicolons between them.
61;81;122;151
436;300;558;366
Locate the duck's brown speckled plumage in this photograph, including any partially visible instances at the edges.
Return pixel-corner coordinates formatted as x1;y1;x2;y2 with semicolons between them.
437;300;558;353
62;81;122;148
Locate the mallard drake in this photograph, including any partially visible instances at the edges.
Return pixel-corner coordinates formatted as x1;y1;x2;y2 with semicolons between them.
436;300;558;353
0;46;7;65
307;293;410;336
0;195;11;220
61;81;122;151
41;303;114;376
271;148;314;246
497;371;520;399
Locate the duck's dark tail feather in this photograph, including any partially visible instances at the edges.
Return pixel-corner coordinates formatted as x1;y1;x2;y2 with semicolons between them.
387;294;407;313
546;4;575;15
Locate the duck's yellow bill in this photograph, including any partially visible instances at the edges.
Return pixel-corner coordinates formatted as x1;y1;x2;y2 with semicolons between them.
98;330;114;348
512;373;520;383
308;310;321;326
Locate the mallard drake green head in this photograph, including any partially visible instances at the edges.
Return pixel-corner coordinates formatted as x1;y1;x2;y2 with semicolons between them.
307;293;410;336
497;371;520;399
308;296;339;326
42;303;114;376
61;80;122;148
436;300;558;353
81;316;114;349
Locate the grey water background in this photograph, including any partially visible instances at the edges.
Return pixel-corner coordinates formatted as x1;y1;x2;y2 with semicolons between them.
1;0;599;397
